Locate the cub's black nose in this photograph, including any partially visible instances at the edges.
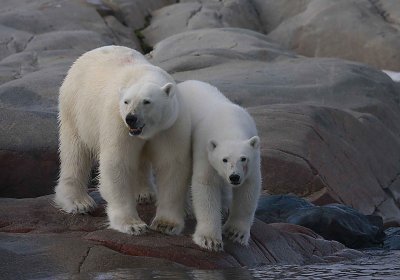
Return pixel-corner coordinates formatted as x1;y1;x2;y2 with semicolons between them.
125;114;137;127
229;174;240;184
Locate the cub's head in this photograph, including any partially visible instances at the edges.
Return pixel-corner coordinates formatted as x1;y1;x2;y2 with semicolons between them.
119;82;178;140
207;136;260;187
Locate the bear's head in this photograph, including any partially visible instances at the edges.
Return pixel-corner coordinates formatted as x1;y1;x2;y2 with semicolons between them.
119;82;178;139
207;136;260;187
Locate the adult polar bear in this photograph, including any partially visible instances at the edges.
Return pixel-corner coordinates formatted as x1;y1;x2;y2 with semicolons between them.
54;46;191;235
178;80;262;251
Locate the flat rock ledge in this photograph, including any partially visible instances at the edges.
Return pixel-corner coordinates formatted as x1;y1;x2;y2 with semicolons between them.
0;192;363;278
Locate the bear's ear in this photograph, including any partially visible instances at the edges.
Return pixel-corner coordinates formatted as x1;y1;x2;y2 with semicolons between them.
248;136;260;149
161;83;174;97
208;140;218;152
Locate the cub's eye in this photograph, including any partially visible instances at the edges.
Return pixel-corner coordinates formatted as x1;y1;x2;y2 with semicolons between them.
143;99;151;105
124;100;129;105
240;157;247;162
222;158;228;163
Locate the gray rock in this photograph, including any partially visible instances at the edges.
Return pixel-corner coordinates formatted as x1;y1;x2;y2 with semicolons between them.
264;0;400;70
384;227;400;250
24;30;113;52
101;0;176;30
149;28;296;74
0;25;32;61
142;0;262;46
252;0;311;33
371;0;400;29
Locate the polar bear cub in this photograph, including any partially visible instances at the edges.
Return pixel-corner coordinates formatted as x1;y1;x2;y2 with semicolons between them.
55;46;191;236
178;80;261;251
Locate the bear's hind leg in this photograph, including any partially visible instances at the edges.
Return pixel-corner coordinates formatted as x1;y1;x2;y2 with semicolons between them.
54;123;96;214
135;157;156;205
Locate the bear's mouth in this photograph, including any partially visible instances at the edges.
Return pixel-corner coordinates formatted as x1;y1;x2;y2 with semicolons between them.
128;124;145;136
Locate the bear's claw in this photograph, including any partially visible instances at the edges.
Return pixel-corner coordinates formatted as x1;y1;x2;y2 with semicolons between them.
111;221;148;235
222;225;249;245
150;218;183;235
193;234;223;252
54;193;97;214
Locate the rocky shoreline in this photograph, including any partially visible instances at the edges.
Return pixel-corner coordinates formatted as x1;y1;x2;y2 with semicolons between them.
0;0;400;276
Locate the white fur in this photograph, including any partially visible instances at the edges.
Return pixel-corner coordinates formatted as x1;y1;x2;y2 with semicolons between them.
178;80;262;251
54;46;191;235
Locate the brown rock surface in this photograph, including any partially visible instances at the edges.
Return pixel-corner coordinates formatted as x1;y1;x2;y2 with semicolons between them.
0;192;362;276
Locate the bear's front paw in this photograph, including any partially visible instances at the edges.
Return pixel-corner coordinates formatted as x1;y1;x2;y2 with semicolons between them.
222;224;250;246
54;192;96;214
193;233;223;252
110;220;148;235
150;218;183;235
136;192;156;205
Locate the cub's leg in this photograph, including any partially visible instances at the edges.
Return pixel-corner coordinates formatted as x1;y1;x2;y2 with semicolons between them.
222;173;261;245
191;161;224;251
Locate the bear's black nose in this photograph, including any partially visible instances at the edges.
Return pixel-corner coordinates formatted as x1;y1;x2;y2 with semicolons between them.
125;114;138;127
229;174;240;184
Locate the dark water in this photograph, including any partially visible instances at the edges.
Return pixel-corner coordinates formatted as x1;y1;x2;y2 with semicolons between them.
35;250;400;280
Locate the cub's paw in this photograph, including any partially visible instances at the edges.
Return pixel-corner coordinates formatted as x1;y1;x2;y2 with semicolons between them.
193;233;223;252
136;192;156;205
54;192;96;214
150;218;183;235
110;220;148;235
222;225;250;245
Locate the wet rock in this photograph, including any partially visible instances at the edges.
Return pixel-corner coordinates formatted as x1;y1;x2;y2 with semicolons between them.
0;192;362;274
256;195;386;249
383;227;400;250
255;195;313;224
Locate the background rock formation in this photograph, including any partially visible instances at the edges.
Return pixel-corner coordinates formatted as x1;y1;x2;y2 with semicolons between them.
1;0;400;226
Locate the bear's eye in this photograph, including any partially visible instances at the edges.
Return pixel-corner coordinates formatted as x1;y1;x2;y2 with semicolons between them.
143;99;151;105
124;100;129;105
240;157;247;162
222;158;228;163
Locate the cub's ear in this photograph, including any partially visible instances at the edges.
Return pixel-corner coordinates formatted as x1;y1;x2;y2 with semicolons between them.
248;136;260;149
207;140;218;152
161;83;174;97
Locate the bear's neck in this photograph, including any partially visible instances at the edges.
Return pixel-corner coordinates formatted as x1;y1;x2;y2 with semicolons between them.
161;91;180;131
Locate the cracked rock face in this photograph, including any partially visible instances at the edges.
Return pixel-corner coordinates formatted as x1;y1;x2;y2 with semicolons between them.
144;0;400;70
